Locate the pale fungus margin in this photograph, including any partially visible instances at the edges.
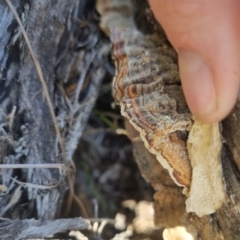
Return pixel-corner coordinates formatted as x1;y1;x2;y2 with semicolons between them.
186;120;226;217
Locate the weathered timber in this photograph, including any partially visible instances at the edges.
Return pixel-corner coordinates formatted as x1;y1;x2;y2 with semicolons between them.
0;0;107;238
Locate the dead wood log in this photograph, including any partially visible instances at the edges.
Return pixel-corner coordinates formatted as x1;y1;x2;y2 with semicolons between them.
0;0;107;238
0;217;88;240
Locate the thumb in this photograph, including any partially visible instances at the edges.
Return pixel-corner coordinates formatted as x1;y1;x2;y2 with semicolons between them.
149;0;240;123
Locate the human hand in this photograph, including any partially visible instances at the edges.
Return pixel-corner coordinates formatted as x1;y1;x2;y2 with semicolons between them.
148;0;240;123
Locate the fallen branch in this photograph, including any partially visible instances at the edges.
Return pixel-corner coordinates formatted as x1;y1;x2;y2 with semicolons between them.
0;217;88;240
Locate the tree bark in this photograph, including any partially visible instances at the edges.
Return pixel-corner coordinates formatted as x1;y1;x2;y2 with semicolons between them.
0;0;106;237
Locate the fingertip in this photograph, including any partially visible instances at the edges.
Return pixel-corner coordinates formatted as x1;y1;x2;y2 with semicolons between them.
148;0;240;123
178;49;240;123
194;83;239;123
189;73;239;124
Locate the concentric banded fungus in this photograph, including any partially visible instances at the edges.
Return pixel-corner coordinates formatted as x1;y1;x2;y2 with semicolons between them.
111;29;192;188
97;0;226;216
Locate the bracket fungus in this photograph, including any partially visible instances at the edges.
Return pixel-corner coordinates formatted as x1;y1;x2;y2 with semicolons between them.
97;0;226;217
111;28;226;216
112;28;192;189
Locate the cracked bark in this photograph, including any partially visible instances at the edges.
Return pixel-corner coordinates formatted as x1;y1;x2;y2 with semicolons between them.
0;0;106;238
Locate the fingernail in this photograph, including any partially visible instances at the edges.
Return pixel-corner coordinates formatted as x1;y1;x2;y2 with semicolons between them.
178;49;217;118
